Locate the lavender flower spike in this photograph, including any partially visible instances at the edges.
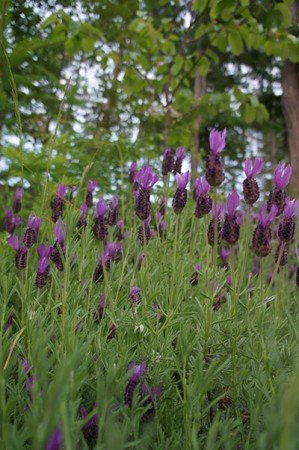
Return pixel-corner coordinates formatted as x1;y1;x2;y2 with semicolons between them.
259;203;277;227
162;147;173;176
124;361;146;407
252;204;277;257
130;286;141;305
23;214;42;248
173;147;186;174
274;163;292;189
173;171;190;214
135;166;159;190
87;180;97;193
13;187;23;213
278;199;299;243
4;208;21;234
226;191;240;217
7;235;28;269
95;198;109;218
190;264;202;286
37;244;52;259
129;162;137;184
209;128;227;154
77;203;88;229
244;157;263;178
45;427;63;450
54;221;66;244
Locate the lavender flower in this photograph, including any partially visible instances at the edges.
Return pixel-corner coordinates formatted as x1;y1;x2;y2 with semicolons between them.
190;264;202;286
108;195;119;226
129;162;137;184
23;214;42;248
205;128;226;186
220;248;230;267
158;196;166;217
130;286;141;305
86;180;97;207
173;147;186;174
156;212;167;238
162;148;174;176
93;198;108;240
93;253;111;282
45;427;63;450
35;244;52;288
243;157;263;205
105;241;122;262
222;191;240;245
51;184;66;223
116;220;125;241
267;163;292;215
277;198;299;243
4;208;21;234
50;221;66;271
124;361;146;407
252;204;277;257
13;187;23;213
172;171;190;214
4;309;15;331
134;166;158;221
138;216;151;245
194;176;212;218
77;204;88;229
80;404;98;442
7;235;28;270
21;359;35;400
107;323;117;340
94;294;106;323
140;382;162;423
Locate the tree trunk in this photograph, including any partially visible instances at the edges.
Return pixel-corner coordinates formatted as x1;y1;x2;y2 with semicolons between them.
281;1;299;196
191;68;206;181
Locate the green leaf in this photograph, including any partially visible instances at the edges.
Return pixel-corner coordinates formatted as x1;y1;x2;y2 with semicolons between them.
228;30;244;56
213;34;227;52
81;37;95;52
171;55;184;76
198;56;210;76
192;0;209;13
275;3;292;28
244;103;255;123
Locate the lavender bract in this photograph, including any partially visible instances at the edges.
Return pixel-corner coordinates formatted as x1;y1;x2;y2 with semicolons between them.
222;191;240;245
243;157;263;205
206;129;226;186
172;171;190;214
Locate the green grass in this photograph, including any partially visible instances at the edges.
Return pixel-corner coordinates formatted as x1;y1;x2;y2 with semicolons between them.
0;185;299;450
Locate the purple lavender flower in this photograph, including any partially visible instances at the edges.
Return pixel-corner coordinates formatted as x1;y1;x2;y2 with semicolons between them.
36;245;52;288
95;294;106;323
243;158;263;206
51;184;66;222
267;163;292;215
4;208;21;234
4;309;15;331
222;191;240;245
7;235;28;270
21;359;36;400
124;361;146;407
93;253;111;282
108;195;119;226
130;286;141;305
50;221;66;271
93;198;108;240
107;323;117;340
220;248;230;267
140;382;162;422
86;180;97;207
190;264;202;286
173;147;186;174
135;166;159;191
77;203;88;229
194;177;212;218
45;427;63;450
105;241;122;262
252;204;277;257
13;187;23;213
129;162;137;184
172;171;190;214
134;166;158;220
80;404;98;442
156;212;167;238
162;147;174;176
206;128;226;186
23;214;42;248
277;198;299;243
116;220;125;241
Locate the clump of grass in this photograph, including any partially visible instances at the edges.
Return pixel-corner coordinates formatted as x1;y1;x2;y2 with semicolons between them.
1;130;299;450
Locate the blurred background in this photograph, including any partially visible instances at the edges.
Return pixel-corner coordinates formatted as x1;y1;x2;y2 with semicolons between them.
0;0;299;205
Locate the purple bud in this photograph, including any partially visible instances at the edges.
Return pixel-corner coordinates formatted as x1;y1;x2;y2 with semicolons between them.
135;166;159;190
175;171;190;190
37;244;52;259
54;221;66;244
129;162;137;184
259;203;277;227
209;128;227;154
274;163;292;189
95;198;108;218
194;264;202;272
7;234;20;251
283;198;299;219
28;214;42;230
57;184;66;198
45;427;63;450
226;191;239;217
87;180;97;193
15;187;23;201
244;157;263;178
211;203;225;220
130;286;141;305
